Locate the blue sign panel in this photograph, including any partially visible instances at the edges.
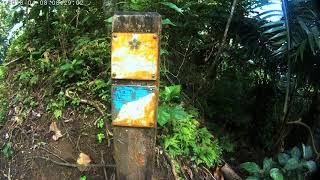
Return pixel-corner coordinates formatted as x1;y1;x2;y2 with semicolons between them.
112;85;157;127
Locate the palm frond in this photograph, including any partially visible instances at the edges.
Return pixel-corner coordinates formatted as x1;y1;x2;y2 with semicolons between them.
256;0;320;57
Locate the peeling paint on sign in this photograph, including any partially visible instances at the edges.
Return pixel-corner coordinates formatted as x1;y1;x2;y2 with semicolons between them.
112;85;157;127
111;33;159;80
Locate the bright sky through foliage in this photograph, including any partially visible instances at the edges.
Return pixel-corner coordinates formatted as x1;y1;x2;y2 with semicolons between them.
255;0;283;21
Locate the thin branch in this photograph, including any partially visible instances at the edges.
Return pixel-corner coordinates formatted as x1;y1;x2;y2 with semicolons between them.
176;38;192;77
200;165;217;180
206;0;239;79
281;0;292;124
287;119;320;159
3;57;22;66
101;151;108;180
163;151;179;180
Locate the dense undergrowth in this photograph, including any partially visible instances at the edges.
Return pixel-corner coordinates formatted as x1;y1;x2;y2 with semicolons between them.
0;0;228;176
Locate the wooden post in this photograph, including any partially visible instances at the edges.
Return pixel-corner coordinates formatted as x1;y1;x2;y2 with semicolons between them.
111;12;161;180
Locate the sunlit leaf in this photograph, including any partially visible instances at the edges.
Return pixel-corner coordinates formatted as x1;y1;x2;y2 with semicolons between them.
303;160;317;172
106;16;112;24
171;106;188;120
261;13;283;20
291;146;302;160
263;157;274;171
270;168;284;180
269;31;287;40
162;18;176;26
273;44;286;55
302;144;313;159
158;105;170;126
161;2;183;14
246;176;259;180
240;162;261;173
259;10;283;17
263;26;285;34
163;85;181;102
160;48;170;56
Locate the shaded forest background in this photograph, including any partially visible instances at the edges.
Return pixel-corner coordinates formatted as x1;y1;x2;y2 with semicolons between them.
0;0;320;179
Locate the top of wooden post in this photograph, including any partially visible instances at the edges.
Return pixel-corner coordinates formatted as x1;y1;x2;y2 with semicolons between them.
112;12;161;33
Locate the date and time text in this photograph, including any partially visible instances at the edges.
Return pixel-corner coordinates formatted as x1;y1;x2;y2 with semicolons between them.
6;0;84;6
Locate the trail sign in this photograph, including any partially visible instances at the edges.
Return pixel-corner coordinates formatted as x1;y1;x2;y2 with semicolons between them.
111;33;159;80
111;12;161;180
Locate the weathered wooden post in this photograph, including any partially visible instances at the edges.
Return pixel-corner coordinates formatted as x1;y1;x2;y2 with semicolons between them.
111;12;161;180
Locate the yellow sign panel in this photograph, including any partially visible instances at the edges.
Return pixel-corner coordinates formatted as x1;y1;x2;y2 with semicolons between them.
111;33;159;80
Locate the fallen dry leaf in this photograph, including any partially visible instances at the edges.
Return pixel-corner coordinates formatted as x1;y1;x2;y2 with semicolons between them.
49;121;63;141
77;152;91;171
77;152;91;166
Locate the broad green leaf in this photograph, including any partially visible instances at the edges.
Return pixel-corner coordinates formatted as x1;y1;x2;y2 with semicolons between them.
273;44;286;55
302;144;313;159
278;153;290;166
2;142;13;157
270;168;284;180
162;18;176;26
81;16;90;24
163;136;179;150
163;85;181;102
171;106;188;120
54;109;62;119
284;158;299;170
303;160;317;172
311;26;320;49
308;32;315;54
158;105;170;126
240;162;261;173
106;17;112;24
290;146;301;160
272;39;286;46
259;10;283;17
261;13;283;20
60;63;73;71
263;26;285;34
160;48;170;56
246;176;260;180
263;157;274;171
296;40;306;61
0;66;6;79
297;17;310;34
80;176;87;180
269;31;287;41
160;2;183;14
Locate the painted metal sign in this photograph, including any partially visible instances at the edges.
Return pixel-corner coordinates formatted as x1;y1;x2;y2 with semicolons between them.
111;33;159;80
112;85;157;127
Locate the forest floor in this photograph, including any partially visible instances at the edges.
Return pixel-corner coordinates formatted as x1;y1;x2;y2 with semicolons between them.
0;101;258;180
0;103;179;180
0;99;236;180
